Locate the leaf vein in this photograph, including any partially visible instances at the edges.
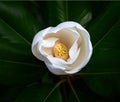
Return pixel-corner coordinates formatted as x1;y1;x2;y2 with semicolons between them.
0;18;31;45
43;79;65;102
93;19;120;48
0;59;40;67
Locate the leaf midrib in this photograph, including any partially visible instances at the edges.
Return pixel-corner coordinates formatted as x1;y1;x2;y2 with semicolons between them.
0;59;40;67
93;17;120;48
0;17;31;45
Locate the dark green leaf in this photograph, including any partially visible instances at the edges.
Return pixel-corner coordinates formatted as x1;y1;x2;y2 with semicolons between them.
0;85;23;102
68;79;119;102
0;60;46;86
0;1;47;86
86;2;120;45
0;1;42;43
47;1;92;26
82;2;120;96
0;1;120;102
15;83;62;102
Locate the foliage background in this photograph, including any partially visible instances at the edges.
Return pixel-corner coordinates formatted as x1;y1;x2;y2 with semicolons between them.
0;0;120;102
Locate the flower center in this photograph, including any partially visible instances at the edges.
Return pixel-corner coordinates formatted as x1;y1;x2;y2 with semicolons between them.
53;42;69;61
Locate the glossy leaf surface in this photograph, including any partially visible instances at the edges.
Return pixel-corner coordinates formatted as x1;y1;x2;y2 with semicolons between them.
82;2;120;96
0;1;47;86
15;83;62;102
0;1;120;102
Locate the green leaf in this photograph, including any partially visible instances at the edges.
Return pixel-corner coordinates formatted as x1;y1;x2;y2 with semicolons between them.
86;1;120;45
0;86;23;102
67;79;119;102
15;83;62;102
0;1;47;86
47;1;92;26
0;1;42;43
81;2;120;96
0;60;46;86
0;1;120;102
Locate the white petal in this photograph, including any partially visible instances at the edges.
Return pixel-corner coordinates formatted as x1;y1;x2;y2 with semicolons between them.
42;28;79;49
64;29;93;74
65;48;81;69
43;21;78;34
42;37;59;48
69;40;79;59
65;41;92;74
41;56;67;75
57;28;80;48
41;47;53;56
32;27;53;60
41;21;85;35
32;42;41;60
45;62;67;75
32;27;52;49
47;56;68;68
46;46;80;69
56;21;85;31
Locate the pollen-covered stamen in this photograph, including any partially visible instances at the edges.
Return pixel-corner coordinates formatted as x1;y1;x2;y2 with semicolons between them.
53;42;69;61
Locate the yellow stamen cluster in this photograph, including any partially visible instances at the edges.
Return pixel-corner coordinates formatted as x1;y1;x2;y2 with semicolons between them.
53;42;69;61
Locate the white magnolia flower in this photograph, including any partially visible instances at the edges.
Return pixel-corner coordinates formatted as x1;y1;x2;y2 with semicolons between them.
32;21;93;75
